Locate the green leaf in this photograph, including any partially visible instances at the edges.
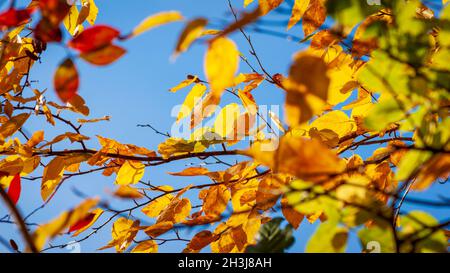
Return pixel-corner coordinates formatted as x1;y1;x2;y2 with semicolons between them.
364;98;404;131
326;0;382;28
245;218;295;253
399;211;447;253
395;150;432;181
306;220;348;253
358;222;396;253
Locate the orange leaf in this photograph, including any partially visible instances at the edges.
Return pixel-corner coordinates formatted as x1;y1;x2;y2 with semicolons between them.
80;44;126;66
54;58;79;103
281;196;304;229
168;167;210;176
302;0;326;36
185;230;217;252
144;221;173;237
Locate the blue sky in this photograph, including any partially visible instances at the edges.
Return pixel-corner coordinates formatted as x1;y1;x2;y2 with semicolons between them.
0;0;448;253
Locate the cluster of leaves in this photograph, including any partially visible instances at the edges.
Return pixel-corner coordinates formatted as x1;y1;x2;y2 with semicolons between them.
0;0;449;253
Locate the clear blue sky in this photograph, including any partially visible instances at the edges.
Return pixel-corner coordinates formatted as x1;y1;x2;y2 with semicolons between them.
0;0;448;253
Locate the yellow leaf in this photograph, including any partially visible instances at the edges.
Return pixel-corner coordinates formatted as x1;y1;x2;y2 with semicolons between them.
173;18;208;58
168;167;210;176
131;240;158;253
176;83;207;122
213;103;241;138
131;11;184;38
32;198;99;251
247;135;346;181
169;76;198;93
115;161;145;185
157;198;191;223
244;0;255;7
141;194;174;218
25;130;44;148
41;157;66;201
309;110;354;138
204;37;239;98
71;208;104;237
99;218;140;252
288;0;310;29
81;0;98;25
64;4;83;36
0;113;30;144
284;52;329;127
114;186;143;199
259;0;284;15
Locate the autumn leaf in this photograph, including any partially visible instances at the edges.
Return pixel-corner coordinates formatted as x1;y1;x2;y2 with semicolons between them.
281;196;304;229
32;198;99;251
259;0;284;15
176;83;207;122
115;161;145;185
54;58;79;103
168;167;210;176
40;157;65;201
113;185;143;199
247;135;346;181
173;18;208;58
284;52;330;127
144;221;174;238
7;174;21;205
99;217;140;252
204;37;240;98
287;0;310;29
131;240;158;253
80;44;126;66
0;113;30;143
169;75;198;93
68;25;120;53
69;208;104;237
200;185;231;216
0;8;33;28
129;11;184;38
184;230;217;252
141;194;173;218
302;0;326;36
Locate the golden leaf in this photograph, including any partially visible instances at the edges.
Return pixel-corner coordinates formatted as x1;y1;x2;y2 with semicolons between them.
288;0;310;29
204;37;239;98
32;198;99;251
131;240;158;253
115;161;145;185
173;18;208;58
247;135;346;181
131;11;184;38
99;218;140;252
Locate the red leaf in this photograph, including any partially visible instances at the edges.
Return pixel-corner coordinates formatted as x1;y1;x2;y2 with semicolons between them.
68;25;120;53
80;44;126;66
54;58;79;103
7;174;21;205
68;213;96;233
38;0;70;25
35;18;63;42
0;8;33;27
